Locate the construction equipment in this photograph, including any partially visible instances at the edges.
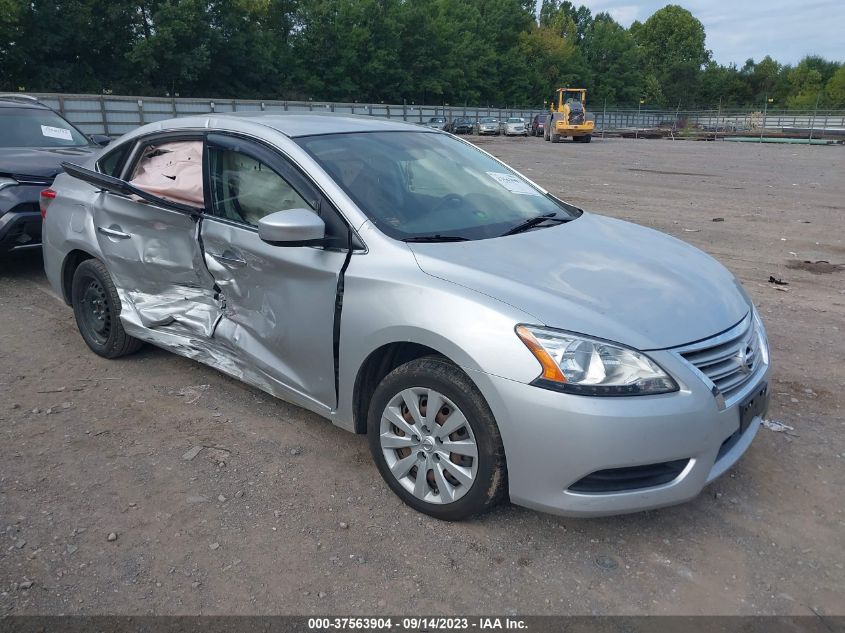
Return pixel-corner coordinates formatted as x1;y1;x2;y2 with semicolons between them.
544;88;594;143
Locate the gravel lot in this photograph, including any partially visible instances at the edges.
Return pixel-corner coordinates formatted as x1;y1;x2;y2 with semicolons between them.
1;136;843;616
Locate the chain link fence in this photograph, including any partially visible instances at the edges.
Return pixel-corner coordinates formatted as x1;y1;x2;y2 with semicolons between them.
16;93;845;140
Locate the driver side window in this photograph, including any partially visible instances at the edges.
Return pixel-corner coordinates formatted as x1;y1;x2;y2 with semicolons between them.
208;147;314;227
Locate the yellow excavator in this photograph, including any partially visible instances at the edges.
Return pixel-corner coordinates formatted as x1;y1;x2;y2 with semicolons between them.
544;88;594;143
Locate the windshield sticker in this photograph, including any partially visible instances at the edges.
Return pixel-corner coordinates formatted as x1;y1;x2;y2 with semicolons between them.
41;125;73;141
486;171;539;196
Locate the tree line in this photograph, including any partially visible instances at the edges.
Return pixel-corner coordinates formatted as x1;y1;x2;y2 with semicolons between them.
1;0;843;110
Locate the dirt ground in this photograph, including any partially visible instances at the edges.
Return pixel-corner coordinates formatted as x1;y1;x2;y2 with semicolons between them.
1;136;843;617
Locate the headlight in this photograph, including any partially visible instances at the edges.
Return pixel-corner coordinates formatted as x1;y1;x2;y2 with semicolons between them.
0;176;18;191
515;325;678;396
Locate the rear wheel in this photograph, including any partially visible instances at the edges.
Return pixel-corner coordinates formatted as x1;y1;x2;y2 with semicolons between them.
551;133;561;143
582;134;592;143
368;357;507;521
71;259;143;358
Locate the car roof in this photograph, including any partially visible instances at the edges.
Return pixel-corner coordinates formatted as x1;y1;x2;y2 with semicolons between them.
217;112;426;138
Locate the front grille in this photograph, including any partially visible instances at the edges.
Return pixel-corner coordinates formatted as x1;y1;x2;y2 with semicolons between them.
677;314;762;402
569;459;689;493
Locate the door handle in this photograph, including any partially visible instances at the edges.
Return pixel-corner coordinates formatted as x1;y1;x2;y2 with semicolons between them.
97;226;131;240
208;251;246;267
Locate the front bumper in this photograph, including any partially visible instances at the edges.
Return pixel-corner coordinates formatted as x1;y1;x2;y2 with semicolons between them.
472;348;769;517
0;184;45;253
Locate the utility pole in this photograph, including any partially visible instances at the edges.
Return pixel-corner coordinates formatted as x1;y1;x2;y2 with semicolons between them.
809;92;821;142
715;96;722;141
602;98;607;140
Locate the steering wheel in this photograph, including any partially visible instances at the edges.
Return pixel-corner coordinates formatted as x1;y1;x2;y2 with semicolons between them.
430;193;465;215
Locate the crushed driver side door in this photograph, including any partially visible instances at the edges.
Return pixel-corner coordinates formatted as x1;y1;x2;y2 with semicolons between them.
199;133;353;413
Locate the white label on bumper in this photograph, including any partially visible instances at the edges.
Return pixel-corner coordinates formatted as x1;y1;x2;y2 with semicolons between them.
486;171;539;196
41;125;73;141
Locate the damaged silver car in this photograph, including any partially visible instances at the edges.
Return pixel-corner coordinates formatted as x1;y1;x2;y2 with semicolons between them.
42;114;770;520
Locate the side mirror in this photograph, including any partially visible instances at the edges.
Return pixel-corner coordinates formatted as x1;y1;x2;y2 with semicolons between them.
89;134;112;147
258;208;326;246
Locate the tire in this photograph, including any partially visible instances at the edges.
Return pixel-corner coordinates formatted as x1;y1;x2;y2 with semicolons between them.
367;356;507;521
551;133;561;143
583;134;592;143
71;258;143;358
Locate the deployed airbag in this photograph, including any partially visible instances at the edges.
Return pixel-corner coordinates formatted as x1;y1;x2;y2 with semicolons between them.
129;141;204;206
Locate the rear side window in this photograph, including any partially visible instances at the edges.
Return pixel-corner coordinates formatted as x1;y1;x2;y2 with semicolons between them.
96;143;130;177
127;140;204;207
0;107;88;148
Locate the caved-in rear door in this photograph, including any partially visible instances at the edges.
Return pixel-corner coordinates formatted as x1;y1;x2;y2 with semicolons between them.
62;139;220;338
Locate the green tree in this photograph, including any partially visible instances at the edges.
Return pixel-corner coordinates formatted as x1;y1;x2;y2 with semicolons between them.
10;0;141;93
698;62;752;107
826;66;845;107
633;5;710;107
539;1;591;42
581;13;642;106
786;57;826;109
128;0;213;96
518;25;588;105
0;0;25;90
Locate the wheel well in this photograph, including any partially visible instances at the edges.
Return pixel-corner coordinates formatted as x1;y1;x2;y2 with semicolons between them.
352;343;445;434
61;250;95;304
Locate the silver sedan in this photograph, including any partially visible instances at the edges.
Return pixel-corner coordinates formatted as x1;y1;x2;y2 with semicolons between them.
41;114;770;520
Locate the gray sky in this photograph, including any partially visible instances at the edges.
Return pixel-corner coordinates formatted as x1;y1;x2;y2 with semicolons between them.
576;1;845;66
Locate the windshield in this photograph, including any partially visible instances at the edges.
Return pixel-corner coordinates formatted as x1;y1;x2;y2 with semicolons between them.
479;117;496;123
297;131;579;241
507;118;522;123
0;107;89;148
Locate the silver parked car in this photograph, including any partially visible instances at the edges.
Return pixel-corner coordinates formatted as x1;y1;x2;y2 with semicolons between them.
424;116;448;131
475;116;500;136
503;117;528;136
42;114;770;520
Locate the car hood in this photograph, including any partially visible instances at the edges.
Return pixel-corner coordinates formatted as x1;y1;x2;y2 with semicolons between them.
408;213;749;350
0;146;97;179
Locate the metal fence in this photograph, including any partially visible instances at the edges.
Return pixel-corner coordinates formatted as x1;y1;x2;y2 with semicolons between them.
20;93;845;138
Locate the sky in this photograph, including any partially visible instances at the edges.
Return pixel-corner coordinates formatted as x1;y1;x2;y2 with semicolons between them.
575;0;845;66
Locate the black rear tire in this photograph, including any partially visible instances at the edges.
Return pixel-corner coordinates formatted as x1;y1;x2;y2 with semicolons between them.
71;259;143;358
367;356;507;521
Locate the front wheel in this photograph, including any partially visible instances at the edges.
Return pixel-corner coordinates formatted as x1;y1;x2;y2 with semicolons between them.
367;357;507;521
71;259;143;358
